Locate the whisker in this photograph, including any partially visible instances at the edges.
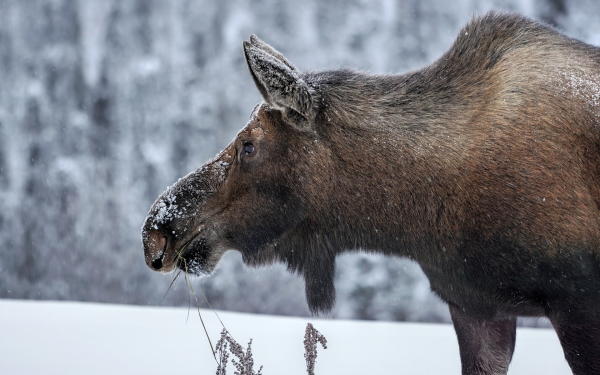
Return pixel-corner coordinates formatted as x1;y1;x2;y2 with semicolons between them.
161;270;182;302
185;271;192;323
198;286;227;330
177;250;219;364
184;270;218;364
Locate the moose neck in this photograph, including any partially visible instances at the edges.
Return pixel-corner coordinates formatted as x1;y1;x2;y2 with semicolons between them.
314;68;483;262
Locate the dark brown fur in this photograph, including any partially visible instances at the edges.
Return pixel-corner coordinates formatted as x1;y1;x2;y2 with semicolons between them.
142;13;600;374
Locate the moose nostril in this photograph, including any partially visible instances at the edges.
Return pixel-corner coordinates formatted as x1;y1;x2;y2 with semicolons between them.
151;257;163;270
145;230;168;271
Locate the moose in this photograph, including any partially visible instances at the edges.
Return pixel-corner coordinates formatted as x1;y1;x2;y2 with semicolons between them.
142;12;600;374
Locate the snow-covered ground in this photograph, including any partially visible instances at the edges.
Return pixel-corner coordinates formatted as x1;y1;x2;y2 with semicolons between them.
0;299;570;374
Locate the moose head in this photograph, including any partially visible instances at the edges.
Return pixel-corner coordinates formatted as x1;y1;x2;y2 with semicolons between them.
142;36;357;313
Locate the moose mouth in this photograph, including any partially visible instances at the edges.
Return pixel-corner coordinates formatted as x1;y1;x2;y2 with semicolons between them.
175;235;214;275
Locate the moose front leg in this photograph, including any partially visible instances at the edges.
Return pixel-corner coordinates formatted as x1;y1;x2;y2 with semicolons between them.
450;305;517;375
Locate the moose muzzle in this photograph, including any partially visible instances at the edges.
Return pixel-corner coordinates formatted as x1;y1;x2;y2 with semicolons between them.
143;229;170;271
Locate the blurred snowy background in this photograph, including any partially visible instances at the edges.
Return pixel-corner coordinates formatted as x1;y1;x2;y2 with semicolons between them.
1;0;599;323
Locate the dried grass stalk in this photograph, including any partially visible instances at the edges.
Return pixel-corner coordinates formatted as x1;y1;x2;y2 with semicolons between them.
304;323;327;375
215;329;263;375
214;323;327;375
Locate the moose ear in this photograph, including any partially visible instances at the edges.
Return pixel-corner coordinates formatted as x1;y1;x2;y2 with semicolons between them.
243;35;315;125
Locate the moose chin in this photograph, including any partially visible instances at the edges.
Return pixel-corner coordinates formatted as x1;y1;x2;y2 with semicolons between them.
142;12;600;375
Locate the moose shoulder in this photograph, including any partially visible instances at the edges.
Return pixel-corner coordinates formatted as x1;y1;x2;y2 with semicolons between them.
142;13;600;375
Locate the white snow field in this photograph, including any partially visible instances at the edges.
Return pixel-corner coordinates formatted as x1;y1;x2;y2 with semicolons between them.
0;299;571;374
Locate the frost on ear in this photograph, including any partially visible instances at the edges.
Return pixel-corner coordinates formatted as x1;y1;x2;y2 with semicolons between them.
249;34;297;72
243;36;315;122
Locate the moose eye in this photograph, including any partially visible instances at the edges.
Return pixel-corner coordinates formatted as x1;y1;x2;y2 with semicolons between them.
242;142;255;156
